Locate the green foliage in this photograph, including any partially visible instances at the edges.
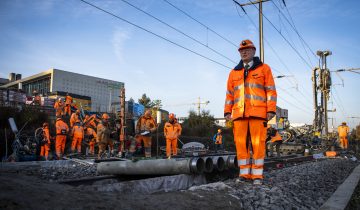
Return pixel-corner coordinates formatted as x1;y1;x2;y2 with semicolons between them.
181;110;216;137
138;94;162;109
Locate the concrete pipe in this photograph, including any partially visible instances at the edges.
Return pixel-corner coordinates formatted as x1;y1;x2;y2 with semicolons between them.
201;157;214;173
97;158;205;176
226;155;238;169
211;156;225;172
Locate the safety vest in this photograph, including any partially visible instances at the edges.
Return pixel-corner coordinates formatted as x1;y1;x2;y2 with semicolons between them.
136;116;157;133
338;125;349;137
56;119;69;135
164;122;182;140
224;57;277;120
215;134;223;144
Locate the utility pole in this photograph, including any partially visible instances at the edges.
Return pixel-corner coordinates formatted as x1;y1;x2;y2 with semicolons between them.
193;97;210;115
236;0;270;62
118;87;126;156
313;50;332;138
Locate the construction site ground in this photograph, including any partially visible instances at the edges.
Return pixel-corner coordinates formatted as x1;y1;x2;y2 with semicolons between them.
1;156;359;210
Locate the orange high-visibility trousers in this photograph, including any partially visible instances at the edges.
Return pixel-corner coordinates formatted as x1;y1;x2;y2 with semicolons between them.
56;135;67;158
166;138;178;157
71;137;83;153
40;144;50;160
89;140;95;155
233;118;267;179
340;136;348;149
135;135;152;157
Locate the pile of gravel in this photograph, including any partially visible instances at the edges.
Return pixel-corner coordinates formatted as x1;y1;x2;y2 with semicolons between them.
39;163;97;181
224;158;358;210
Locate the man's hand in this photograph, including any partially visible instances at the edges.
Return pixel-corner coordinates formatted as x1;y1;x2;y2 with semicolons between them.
267;113;276;121
225;114;232;121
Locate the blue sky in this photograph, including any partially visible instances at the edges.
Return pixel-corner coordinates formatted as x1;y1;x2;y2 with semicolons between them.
0;0;359;129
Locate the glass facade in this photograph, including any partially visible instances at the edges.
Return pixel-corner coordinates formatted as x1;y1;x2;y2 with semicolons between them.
23;76;51;96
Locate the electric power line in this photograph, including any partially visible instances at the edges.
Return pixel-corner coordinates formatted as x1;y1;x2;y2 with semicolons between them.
79;0;232;69
278;95;313;116
162;0;238;48
120;0;237;64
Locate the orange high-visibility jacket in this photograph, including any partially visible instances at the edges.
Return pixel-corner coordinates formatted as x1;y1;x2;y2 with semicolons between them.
65;95;73;105
271;131;282;143
56;119;69;135
97;122;111;143
43;127;51;144
54;101;63;109
70;113;79;127
136;116;157;133
338;125;350;137
72;125;84;138
86;127;97;140
164;122;182;139
224;57;277;120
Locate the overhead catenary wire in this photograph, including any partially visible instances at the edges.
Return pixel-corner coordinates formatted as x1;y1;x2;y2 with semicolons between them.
79;0;231;69
277;95;313;116
120;0;237;64
162;0;238;48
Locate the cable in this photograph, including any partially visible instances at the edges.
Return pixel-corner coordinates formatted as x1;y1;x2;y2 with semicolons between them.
79;0;232;69
162;0;238;48
278;95;313;116
120;0;237;64
277;86;312;110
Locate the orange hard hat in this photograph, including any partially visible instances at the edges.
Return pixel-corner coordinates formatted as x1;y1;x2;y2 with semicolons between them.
102;113;110;119
238;39;256;51
169;113;175;119
218;129;221;133
43;122;49;127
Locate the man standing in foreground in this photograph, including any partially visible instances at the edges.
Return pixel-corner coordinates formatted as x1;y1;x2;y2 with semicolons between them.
224;39;277;185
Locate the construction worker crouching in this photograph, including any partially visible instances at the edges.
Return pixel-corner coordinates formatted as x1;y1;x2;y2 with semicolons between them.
132;110;157;158
97;113;114;158
224;39;277;185
338;122;350;150
40;122;51;160
164;113;182;159
213;129;224;152
266;125;282;157
70;121;84;154
55;116;69;159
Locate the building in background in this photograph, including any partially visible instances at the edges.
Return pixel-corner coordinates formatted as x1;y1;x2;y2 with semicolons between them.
0;69;124;112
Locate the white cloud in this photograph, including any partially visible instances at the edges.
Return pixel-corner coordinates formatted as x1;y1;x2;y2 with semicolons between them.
111;28;130;63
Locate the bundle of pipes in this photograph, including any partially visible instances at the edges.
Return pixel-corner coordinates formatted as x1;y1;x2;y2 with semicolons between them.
97;155;239;176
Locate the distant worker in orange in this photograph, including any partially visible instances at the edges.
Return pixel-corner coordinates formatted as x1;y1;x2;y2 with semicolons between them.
164;113;182;159
54;98;64;116
212;129;224;152
40;122;51;160
133;110;157;158
84;114;98;129
55;116;69;159
85;126;97;155
266;126;283;157
70;121;84;154
338;122;350;149
64;93;73;116
97;113;114;158
70;110;81;127
224;39;277;185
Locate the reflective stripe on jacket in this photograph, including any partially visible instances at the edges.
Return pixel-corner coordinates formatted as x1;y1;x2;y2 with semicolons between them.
164;122;182;139
224;57;277;120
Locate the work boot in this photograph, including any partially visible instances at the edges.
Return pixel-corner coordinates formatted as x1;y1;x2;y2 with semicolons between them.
235;177;248;183
253;179;263;185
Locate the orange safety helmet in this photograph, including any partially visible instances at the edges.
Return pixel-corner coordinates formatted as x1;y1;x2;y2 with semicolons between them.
218;129;222;133
43;122;49;127
238;39;256;51
102;113;110;120
169;113;175;120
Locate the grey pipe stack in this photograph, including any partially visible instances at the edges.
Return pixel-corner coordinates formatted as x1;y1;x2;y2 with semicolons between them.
97;158;205;175
211;156;225;171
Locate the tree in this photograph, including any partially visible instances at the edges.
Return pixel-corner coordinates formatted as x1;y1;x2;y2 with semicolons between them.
138;94;151;108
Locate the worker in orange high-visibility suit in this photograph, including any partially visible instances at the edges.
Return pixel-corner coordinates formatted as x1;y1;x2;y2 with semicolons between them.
164;113;182;159
266;126;282;157
70;110;80;128
224;39;277;185
85;126;97;155
55;116;69;159
71;121;84;153
84;114;98;129
213;129;224;152
64;93;73;116
338;122;350;149
132;110;157;158
97;113;114;158
54;98;64;117
40;122;51;160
